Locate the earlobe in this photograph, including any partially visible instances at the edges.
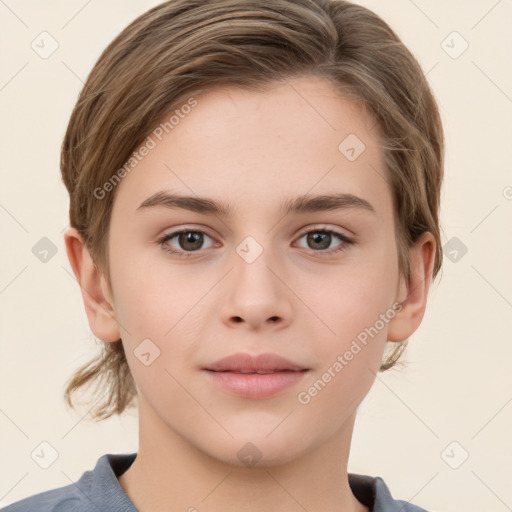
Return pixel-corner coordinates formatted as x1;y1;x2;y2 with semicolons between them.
387;232;436;342
63;226;121;343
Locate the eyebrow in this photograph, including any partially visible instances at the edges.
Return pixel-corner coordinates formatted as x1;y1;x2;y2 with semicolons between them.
136;190;376;217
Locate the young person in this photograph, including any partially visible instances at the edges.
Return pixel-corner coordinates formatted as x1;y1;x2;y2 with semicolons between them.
2;0;444;510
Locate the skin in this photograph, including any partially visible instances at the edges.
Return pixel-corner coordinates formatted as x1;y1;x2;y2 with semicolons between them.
64;75;435;512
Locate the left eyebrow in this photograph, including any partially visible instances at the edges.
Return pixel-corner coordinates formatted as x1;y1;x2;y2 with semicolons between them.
136;190;376;217
280;192;376;216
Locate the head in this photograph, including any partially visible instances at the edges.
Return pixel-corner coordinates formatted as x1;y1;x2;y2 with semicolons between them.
62;0;443;460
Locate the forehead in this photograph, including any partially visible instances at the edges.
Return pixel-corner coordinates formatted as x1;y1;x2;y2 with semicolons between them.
112;75;391;219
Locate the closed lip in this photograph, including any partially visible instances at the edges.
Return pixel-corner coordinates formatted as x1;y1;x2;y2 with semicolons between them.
203;352;309;373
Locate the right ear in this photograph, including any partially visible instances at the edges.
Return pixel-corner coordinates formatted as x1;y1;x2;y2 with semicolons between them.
63;226;121;342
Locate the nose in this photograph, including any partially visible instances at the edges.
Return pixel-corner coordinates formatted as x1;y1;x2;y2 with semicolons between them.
219;244;293;331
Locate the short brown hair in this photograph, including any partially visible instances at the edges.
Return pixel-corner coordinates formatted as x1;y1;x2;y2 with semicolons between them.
61;0;444;420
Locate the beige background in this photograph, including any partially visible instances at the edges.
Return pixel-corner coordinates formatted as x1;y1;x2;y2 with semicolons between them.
1;1;511;510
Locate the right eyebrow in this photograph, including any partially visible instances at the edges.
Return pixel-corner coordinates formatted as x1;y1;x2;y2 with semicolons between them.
136;191;231;216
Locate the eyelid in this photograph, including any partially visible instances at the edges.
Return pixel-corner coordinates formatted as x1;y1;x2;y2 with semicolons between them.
295;223;353;240
159;224;218;240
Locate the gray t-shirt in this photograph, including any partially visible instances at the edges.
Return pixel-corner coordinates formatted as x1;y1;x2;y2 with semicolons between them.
1;453;430;511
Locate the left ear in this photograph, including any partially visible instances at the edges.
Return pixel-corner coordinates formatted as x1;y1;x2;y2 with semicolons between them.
387;231;437;342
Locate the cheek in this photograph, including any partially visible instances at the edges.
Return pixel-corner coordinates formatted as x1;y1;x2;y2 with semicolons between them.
295;276;393;423
108;242;208;337
301;251;397;344
108;256;211;388
297;247;398;391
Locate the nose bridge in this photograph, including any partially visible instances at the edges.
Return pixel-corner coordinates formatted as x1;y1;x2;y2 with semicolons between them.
233;233;280;298
220;233;292;329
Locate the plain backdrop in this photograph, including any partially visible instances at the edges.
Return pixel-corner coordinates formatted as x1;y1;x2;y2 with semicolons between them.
1;1;511;511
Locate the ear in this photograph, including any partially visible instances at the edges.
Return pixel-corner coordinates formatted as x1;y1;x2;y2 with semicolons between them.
63;226;121;342
387;231;437;342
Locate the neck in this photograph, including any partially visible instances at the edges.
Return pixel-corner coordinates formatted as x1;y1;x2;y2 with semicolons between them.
118;397;368;512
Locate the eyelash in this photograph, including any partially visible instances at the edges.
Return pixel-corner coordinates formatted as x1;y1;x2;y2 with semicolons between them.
157;226;354;259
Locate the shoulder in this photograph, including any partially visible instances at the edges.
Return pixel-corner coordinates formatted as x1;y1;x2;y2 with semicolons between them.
1;453;137;512
349;472;432;511
0;481;85;512
373;475;431;511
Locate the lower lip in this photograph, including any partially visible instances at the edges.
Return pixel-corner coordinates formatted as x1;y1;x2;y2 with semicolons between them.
203;370;309;399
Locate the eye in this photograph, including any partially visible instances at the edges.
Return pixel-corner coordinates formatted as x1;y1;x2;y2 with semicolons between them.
295;226;354;255
157;225;354;259
157;228;216;257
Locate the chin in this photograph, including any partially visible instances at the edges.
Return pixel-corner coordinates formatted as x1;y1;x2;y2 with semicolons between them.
205;431;309;469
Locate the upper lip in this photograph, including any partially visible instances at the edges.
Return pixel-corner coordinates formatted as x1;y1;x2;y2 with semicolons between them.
204;352;308;372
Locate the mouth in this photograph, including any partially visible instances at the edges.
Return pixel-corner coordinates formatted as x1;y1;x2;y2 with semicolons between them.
203;369;310;399
208;369;308;374
202;352;310;399
204;351;309;373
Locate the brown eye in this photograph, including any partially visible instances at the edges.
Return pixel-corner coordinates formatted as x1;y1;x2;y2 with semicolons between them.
158;229;216;257
176;231;204;251
296;228;353;254
305;232;332;250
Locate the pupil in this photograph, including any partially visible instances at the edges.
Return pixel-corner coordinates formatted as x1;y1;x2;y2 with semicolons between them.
180;232;202;251
309;232;330;250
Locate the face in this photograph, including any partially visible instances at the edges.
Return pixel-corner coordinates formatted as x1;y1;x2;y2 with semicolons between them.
105;75;403;466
